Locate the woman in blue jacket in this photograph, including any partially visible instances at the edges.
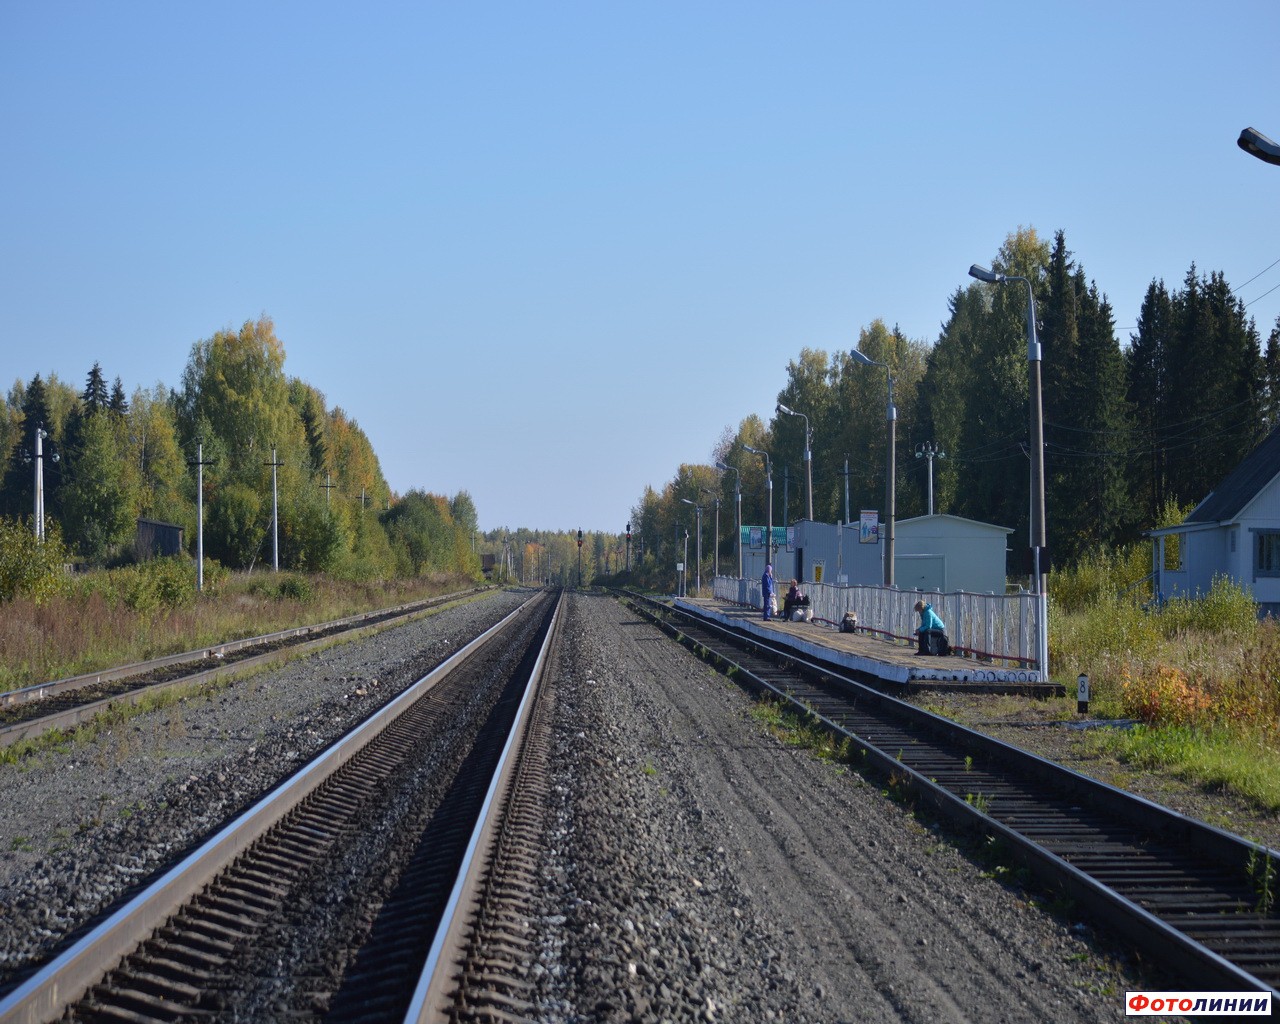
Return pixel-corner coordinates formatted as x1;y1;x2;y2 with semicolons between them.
914;599;949;655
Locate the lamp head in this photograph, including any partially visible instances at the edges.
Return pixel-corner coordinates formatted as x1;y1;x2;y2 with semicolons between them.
777;402;794;415
1239;127;1280;166
969;264;1002;284
849;348;881;368
743;444;760;455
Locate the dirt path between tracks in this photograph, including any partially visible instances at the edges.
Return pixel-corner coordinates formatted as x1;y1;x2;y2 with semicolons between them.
534;592;1177;1024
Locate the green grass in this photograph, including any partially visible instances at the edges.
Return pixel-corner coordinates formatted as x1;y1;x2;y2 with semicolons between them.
1085;724;1280;814
749;699;851;763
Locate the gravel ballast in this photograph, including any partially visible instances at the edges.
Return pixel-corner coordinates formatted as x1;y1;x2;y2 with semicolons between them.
530;593;1166;1023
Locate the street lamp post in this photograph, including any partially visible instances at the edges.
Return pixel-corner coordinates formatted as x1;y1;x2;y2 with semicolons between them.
970;263;1049;679
680;498;703;596
849;349;896;587
1238;127;1280;166
715;460;742;577
915;441;946;516
776;403;813;521
699;486;719;582
743;445;773;572
712;496;721;580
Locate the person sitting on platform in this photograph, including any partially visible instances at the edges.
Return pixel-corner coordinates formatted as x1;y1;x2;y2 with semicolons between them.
914;599;950;655
782;580;810;621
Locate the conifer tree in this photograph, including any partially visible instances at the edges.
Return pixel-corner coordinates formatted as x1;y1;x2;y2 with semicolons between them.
1263;317;1280;430
62;362;111;469
0;375;62;523
82;363;109;413
1163;267;1262;506
1125;280;1174;524
109;377;129;416
1039;233;1132;561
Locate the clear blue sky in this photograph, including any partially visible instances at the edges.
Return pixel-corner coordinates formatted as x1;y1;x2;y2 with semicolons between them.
4;2;1278;534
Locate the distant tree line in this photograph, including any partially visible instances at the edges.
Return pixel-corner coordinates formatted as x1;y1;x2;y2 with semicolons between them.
474;527;634;589
631;228;1280;584
0;316;481;580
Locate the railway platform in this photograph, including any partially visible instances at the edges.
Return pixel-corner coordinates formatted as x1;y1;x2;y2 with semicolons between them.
673;596;1060;695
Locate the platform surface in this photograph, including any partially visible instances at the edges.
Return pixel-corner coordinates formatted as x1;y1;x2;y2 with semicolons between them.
673;597;1051;691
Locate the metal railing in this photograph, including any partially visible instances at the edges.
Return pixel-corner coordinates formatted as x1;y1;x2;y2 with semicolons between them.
712;575;1040;668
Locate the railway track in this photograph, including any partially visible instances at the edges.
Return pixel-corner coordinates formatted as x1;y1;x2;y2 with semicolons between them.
624;591;1280;999
0;589;563;1024
0;587;486;749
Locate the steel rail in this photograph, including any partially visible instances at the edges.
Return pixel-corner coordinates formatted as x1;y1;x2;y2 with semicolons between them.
624;592;1280;998
0;591;540;1024
403;585;563;1022
0;587;488;749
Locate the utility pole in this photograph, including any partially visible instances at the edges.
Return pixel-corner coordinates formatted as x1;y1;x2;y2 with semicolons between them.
694;505;702;595
886;378;897;587
188;441;213;592
843;455;850;525
321;472;336;508
915;442;946;516
266;447;283;571
682;528;689;597
32;425;49;540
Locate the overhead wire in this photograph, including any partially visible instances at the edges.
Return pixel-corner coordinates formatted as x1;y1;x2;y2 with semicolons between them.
1238;256;1280;291
1244;280;1280;310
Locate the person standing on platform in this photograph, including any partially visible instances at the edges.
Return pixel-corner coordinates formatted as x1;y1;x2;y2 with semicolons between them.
762;564;775;620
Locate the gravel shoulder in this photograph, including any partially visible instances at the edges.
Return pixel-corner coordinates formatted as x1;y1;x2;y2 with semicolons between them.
534;593;1165;1023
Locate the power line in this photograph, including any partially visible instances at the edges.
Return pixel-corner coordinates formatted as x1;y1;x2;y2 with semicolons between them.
1044;414;1262;461
1239;256;1280;291
1044;395;1259;439
1245;280;1280;310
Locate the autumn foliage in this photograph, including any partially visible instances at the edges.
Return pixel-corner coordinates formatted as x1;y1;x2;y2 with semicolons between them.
1;317;481;581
